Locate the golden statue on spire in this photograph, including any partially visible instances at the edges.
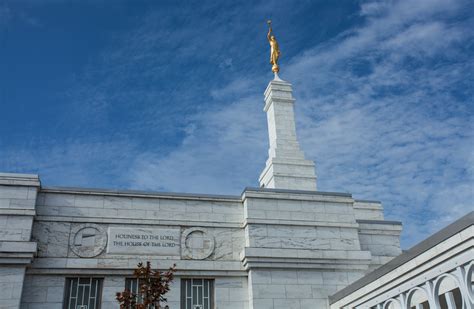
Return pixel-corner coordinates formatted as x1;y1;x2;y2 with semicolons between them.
267;20;281;73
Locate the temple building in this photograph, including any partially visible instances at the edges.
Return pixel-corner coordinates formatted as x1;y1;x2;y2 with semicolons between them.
0;74;472;309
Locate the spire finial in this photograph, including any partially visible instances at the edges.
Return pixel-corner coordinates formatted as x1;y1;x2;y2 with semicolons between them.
267;20;281;73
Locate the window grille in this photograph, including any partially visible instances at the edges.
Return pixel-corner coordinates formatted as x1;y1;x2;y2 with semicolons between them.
63;277;102;309
124;278;144;304
181;279;214;309
125;278;139;294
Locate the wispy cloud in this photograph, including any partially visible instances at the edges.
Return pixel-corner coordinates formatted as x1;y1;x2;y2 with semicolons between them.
1;0;472;248
131;94;266;193
129;0;474;246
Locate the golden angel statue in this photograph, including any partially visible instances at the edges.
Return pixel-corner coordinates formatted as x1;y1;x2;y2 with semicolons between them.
267;20;281;73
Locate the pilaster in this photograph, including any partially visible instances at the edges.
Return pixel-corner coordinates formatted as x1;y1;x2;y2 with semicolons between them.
0;173;40;309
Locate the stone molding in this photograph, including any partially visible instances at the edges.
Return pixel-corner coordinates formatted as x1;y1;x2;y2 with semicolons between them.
242;187;353;202
0;209;36;216
26;267;248;277
30;257;245;272
241;247;372;271
181;227;215;260
40;186;240;201
242;218;359;229
0;173;40;187
69;223;107;258
330;213;473;308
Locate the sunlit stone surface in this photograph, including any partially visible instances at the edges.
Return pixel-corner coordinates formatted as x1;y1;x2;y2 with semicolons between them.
1;76;468;309
259;78;317;191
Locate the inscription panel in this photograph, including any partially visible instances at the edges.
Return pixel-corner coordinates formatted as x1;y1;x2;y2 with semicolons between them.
107;227;180;255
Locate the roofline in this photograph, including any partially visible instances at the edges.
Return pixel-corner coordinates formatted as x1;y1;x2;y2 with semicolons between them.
242;187;353;198
40;185;358;202
40;186;241;201
356;219;403;226
330;211;474;304
0;172;41;187
354;199;381;204
0;172;39;178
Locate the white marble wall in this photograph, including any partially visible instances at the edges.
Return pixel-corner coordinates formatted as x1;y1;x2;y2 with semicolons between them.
36;191;242;223
246;224;360;250
0;173;40;309
249;269;364;309
215;277;249;309
20;275;248;309
0;175;403;309
22;189;248;308
32;222;244;263
353;200;385;220
357;221;403;270
0;185;37;242
242;189;401;309
20;275;63;309
0;267;26;309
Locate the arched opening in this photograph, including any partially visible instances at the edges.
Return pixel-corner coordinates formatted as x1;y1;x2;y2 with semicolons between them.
383;299;402;309
435;274;464;309
407;287;430;309
466;262;474;304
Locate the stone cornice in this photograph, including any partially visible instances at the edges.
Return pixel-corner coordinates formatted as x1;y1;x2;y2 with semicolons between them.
241;247;372;271
40;186;241;202
242;187;353;203
0;173;40;187
0;241;37;265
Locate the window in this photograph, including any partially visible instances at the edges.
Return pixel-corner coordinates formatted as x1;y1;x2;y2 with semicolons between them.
181;279;214;309
64;277;103;309
124;278;144;304
125;277;139;294
410;302;430;309
439;288;463;309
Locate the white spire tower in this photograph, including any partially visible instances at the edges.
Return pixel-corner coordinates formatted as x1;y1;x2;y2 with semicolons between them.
259;75;317;191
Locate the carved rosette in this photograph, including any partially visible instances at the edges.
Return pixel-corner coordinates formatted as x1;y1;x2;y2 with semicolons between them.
69;223;107;258
181;227;215;260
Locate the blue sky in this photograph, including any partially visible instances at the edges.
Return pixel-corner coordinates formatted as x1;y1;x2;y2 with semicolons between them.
1;0;473;248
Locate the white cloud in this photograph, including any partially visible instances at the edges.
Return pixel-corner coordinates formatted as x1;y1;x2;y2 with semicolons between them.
129;0;473;247
1;0;471;248
130;93;267;194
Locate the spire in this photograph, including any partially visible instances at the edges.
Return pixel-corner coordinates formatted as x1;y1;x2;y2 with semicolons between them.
259;77;317;191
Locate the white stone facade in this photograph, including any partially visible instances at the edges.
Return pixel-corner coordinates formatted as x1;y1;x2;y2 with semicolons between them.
330;212;474;309
259;78;317;191
0;173;39;309
0;173;403;309
0;76;410;309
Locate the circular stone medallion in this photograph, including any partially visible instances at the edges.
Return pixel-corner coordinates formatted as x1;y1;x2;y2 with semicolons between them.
181;228;215;260
69;223;107;258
